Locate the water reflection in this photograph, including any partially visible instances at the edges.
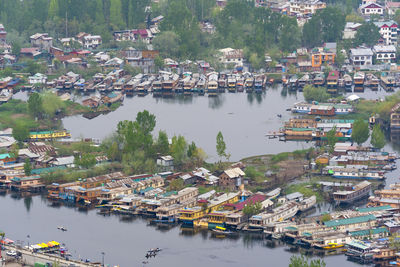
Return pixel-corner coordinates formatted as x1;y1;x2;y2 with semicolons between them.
24;196;32;212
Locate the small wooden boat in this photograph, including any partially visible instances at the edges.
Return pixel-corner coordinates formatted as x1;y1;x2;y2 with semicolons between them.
323;243;344;250
57;226;67;231
211;226;233;235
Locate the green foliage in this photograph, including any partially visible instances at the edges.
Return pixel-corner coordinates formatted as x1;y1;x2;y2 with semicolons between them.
289;255;326;267
156;131;170;155
40;91;66;117
351;119;370;145
216;131;227;160
25;60;46;76
28;92;43;119
243;202;262;216
152;31;180;58
371;124;385;149
154;55;165;70
302;7;345;47
74;153;97;169
345;12;364;23
354;22;381;47
303;85;330;103
169;178;185;191
24;158;32;176
12;122;30;142
170;135;188;166
245;166;264;181
326;126;338;153
321;213;332;222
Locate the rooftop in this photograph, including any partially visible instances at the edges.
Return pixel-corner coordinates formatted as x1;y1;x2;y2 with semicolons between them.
324;214;376;227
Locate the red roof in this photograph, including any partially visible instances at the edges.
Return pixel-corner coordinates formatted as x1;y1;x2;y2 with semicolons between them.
20;47;39;54
224;194;266;211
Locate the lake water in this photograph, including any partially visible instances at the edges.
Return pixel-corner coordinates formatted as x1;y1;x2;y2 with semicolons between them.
0;194;360;267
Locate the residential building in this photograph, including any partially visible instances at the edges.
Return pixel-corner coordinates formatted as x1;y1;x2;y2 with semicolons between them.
373;45;396;63
289;0;326;16
157;155;174;171
218;167;245;190
113;29;153;43
350;47;373;66
82;35;102;49
218;48;244;66
385;1;400;16
30;33;53;52
10;176;43;191
124;48;159;74
28;73;47;84
359;2;384;16
0;24;6;46
343;22;362;39
373;21;398;46
311;48;336;68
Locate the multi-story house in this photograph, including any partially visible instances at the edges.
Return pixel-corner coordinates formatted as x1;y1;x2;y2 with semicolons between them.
350;47;373;66
374;20;398;46
359;2;384;16
289;0;326;16
30;33;53;52
218;48;244;66
373;45;396;63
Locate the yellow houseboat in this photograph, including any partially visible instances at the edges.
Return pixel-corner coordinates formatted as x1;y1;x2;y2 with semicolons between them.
179;192;240;227
30;130;71;140
323;243;344;250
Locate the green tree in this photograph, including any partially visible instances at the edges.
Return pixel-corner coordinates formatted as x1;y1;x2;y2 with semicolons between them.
48;0;59;18
351;119;370;145
243;202;262;216
152;31;180;58
156;130;170;155
354;22;381;47
24;158;32;176
75;153;97;169
289;255;326;267
187;141;197;158
169;178;185;191
12;123;29;143
170;135;188;166
216;131;227;160
326;126;338;153
109;0;124;29
371;124;385;149
303;85;330;102
11;41;21;56
154;55;164;71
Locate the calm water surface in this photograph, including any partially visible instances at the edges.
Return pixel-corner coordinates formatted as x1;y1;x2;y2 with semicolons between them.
1;194;360;267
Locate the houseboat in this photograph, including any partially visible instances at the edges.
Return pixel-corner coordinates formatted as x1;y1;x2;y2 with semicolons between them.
175;78;184;94
333;181;371;204
353;72;365;92
124;79;136;96
345;241;375;262
313;73;325;87
218;78;226;92
196;76;206;95
137;81;151;96
331;168;384;180
152;80;162;97
207;80;218;97
254;75;264;93
248;201;299;230
297;74;310;91
162;74;178;97
184;78;195;96
299;195;316;211
227;77;236;92
291;102;312;114
326;71;339;94
245;77;254;93
365;73;379;91
343;74;353;91
30;130;71;140
236;77;244;92
289;75;298;90
266;187;281;200
381;76;395;91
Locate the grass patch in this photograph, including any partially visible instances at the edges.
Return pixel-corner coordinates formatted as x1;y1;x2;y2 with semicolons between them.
285;182;323;202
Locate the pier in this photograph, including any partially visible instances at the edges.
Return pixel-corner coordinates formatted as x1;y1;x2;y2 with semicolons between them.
1;245;101;267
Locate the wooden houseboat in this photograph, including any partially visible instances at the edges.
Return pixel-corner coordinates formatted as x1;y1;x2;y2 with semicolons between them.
381;76;396;91
184;78;195;95
289;75;298;90
326;71;339;94
245;77;254;93
331;168;384;180
297;74;310;91
227;77;236;92
333;181;371;204
152;80;162;97
343;74;353;91
254;75;264;93
313;73;325;86
197;76;206;95
218;78;226;92
137;81;151;96
365;73;379;91
207;80;218;97
236;77;244;92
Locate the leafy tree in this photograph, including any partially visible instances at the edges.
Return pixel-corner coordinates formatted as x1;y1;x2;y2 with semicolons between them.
302;7;345;47
156;130;170;155
25;60;45;75
345;12;364;23
371;124;385;149
354;22;381;47
335;48;345;68
351;119;370;145
216;131;227;160
326;126;338;153
75;153;97;169
24;158;32;176
152;31;180;58
320;213;332;222
154;55;164;71
41;91;65;117
243;202;262;216
289;255;326;267
170;135;188;166
11;41;21;56
303;85;330;103
12;123;30;143
187;141;197;158
169;178;185;191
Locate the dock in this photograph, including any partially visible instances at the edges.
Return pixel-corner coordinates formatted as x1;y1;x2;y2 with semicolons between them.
2;245;101;267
